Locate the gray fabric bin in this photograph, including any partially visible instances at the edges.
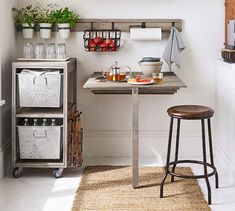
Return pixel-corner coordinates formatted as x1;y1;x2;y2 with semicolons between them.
17;126;62;159
18;70;62;107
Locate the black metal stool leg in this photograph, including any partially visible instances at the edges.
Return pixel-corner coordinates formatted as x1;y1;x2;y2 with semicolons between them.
160;117;174;198
171;119;181;182
207;118;219;189
201;119;212;205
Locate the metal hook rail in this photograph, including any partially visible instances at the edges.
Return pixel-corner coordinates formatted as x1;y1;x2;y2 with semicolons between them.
73;19;182;32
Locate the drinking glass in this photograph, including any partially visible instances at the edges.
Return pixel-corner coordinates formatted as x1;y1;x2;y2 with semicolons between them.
46;43;56;59
35;43;45;59
23;43;34;59
56;43;66;59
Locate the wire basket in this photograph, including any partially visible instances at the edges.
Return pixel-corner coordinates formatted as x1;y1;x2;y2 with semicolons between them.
83;30;121;52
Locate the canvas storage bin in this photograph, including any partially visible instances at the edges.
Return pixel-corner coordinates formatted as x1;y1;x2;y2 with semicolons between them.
17;125;62;159
18;69;62;107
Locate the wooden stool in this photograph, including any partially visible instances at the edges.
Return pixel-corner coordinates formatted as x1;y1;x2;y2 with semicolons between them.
160;105;219;205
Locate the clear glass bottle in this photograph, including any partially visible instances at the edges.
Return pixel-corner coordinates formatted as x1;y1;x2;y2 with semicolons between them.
42;119;47;126
24;118;29;126
51;119;56;126
33;119;38;126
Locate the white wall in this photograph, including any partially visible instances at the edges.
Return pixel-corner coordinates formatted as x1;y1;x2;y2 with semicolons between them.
17;0;224;160
0;0;17;179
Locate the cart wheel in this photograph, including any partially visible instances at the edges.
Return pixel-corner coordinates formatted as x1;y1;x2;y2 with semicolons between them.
53;168;63;178
13;167;23;178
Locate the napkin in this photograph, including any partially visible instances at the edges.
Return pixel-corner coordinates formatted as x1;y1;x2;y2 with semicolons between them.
162;27;186;71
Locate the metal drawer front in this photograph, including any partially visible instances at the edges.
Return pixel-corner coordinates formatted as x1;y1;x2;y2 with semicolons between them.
18;72;62;107
17;126;62;159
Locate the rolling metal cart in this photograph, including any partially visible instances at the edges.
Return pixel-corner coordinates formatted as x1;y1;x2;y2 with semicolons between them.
12;58;77;178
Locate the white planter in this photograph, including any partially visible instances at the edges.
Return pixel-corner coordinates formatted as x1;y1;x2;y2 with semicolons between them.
22;23;35;39
57;23;71;39
139;61;163;76
39;23;52;39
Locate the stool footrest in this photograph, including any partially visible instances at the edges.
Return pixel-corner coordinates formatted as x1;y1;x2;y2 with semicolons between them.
168;160;217;179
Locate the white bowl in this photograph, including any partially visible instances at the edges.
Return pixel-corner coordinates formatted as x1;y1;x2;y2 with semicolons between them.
139;61;163;76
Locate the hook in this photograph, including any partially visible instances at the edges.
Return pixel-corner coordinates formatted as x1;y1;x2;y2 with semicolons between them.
142;22;146;28
91;22;94;30
112;22;115;30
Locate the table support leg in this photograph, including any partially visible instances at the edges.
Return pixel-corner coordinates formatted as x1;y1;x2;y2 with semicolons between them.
132;87;139;188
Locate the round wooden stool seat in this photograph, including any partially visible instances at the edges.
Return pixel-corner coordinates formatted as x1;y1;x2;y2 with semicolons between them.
167;105;214;119
161;104;218;205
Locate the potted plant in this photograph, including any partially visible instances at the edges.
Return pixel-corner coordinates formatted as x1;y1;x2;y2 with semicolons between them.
13;5;38;39
50;7;79;39
37;4;55;39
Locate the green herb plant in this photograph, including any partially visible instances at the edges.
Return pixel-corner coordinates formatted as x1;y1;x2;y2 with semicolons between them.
13;5;39;27
50;7;79;28
37;3;56;23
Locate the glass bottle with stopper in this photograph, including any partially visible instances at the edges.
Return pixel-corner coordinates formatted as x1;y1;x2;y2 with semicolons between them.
24;118;29;126
42;119;47;126
51;119;56;126
33;119;38;126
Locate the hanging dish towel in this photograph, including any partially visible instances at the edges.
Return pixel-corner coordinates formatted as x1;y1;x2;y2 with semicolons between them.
162;27;186;71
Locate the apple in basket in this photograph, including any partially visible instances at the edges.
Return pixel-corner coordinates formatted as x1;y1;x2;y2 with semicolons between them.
100;42;109;52
88;39;97;51
94;36;103;45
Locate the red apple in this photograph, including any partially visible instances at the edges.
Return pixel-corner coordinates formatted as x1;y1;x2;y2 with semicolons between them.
94;37;103;45
111;47;117;51
109;41;117;51
88;39;95;44
89;47;96;51
105;38;112;45
109;41;116;47
88;42;97;51
100;42;109;51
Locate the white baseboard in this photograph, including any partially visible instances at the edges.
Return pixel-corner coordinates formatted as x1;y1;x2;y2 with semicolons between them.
0;140;11;180
84;129;211;158
215;144;235;176
83;156;204;167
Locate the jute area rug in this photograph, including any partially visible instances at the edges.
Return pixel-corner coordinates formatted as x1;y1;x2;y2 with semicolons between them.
72;166;210;211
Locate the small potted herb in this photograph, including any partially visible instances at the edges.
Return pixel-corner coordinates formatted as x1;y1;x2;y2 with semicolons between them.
50;7;79;39
13;5;38;39
37;4;56;39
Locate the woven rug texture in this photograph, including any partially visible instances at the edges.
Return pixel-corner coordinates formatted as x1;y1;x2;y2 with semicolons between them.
72;166;210;211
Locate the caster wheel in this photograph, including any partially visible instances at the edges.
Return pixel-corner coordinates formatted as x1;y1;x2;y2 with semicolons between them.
13;167;23;178
53;168;63;178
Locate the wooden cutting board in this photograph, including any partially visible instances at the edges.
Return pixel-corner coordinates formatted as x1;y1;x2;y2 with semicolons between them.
225;0;235;43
